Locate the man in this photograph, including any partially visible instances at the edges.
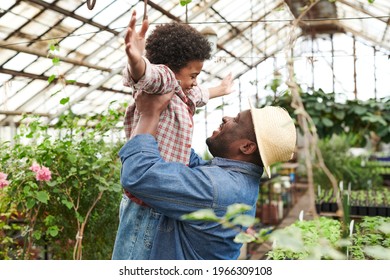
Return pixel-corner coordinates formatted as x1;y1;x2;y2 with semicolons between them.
117;91;296;259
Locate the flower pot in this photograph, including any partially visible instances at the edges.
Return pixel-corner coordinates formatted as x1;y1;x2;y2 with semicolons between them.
321;202;330;212
377;206;387;217
350;205;359;216
357;206;368;216
261;204;279;225
315;203;321;214
367;206;377;217
330;202;338;212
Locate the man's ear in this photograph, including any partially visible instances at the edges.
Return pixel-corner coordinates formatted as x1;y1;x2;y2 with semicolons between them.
239;140;257;155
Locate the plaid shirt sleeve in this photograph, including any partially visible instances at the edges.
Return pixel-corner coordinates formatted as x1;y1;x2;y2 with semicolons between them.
191;85;210;107
123;57;179;95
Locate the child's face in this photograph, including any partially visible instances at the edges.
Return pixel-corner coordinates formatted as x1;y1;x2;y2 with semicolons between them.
175;60;204;92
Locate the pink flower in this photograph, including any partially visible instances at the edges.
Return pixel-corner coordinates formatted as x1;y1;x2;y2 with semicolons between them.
29;163;41;173
35;166;52;182
0;172;10;188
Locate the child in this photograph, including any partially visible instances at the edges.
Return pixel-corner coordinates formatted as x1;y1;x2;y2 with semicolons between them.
112;10;233;260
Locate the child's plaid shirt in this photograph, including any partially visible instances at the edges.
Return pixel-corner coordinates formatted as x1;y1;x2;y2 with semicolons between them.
123;58;209;165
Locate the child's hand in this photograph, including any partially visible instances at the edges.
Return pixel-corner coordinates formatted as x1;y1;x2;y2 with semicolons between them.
219;73;234;96
125;10;149;66
208;73;235;99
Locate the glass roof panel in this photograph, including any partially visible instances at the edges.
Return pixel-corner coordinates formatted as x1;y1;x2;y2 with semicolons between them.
0;0;389;145
3;53;38;71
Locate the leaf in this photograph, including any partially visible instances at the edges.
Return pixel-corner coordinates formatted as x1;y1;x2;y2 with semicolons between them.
334;111;345;120
180;0;192;6
60;97;70;105
234;232;256;243
76;212;85;223
61;199;73;209
362;114;387;126
321;117;333;127
47;74;56;84
50;89;62;97
225;203;252;220
26;198;36;209
378;222;390;234
181;209;219;222
52;57;60;65
45;181;57;187
314;103;326;111
270;227;305;252
231;214;258;227
32;230;42;240
26;131;34;138
364;245;390;260
35;191;50;204
47;226;59;237
353;106;368;115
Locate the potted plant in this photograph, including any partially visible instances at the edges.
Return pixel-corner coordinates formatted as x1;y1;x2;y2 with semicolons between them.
375;191;387;217
315;185;325;214
367;190;377;217
321;189;333;212
356;190;368;216
350;191;359;216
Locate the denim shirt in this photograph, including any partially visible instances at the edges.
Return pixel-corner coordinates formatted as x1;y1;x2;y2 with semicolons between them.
119;134;263;260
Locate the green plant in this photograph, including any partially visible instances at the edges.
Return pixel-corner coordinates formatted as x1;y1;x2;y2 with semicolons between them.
267;216;390;260
267;217;344;260
349;216;390;260
312;134;382;191
260;85;390;147
0;106;124;260
179;0;192;6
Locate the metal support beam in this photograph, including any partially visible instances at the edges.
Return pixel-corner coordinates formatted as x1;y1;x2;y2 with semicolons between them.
333;22;390;50
0;68;129;95
0;40;111;72
0;110;50;117
22;0;120;36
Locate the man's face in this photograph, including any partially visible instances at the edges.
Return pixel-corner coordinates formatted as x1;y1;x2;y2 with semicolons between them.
175;60;204;91
206;110;253;158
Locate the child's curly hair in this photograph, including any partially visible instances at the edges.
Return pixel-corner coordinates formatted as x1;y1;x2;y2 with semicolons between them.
145;22;212;73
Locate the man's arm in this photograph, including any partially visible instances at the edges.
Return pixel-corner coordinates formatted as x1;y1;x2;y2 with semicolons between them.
121;91;215;218
119;135;215;220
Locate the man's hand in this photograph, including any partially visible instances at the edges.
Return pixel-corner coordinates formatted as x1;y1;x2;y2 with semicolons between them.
132;91;174;137
135;91;174;117
125;10;149;81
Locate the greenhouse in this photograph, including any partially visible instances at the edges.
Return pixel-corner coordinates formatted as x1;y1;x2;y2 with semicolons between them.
0;0;390;263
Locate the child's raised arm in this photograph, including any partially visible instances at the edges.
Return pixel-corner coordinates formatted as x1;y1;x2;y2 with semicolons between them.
208;73;234;99
124;10;149;82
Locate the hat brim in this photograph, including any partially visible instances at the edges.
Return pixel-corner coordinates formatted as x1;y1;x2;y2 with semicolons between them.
249;102;296;179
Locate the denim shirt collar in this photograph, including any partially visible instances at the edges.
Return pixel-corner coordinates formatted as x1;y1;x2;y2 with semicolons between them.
209;157;263;178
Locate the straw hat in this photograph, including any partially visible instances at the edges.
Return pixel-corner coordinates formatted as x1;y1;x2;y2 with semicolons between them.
249;105;297;178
